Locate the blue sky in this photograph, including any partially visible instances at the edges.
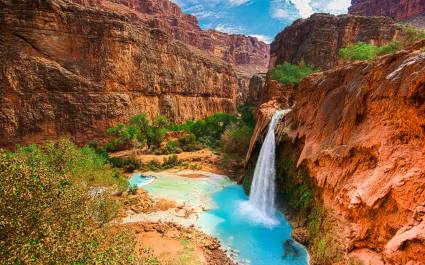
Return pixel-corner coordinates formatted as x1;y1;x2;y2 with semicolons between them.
172;0;351;43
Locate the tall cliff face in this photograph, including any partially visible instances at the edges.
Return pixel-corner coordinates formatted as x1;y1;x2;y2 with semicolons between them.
270;14;400;70
250;42;425;264
0;0;238;148
349;0;425;21
73;0;270;74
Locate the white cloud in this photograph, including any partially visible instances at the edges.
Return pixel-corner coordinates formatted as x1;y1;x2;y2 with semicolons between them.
290;0;314;18
215;24;245;34
273;8;291;18
249;34;273;44
228;0;250;6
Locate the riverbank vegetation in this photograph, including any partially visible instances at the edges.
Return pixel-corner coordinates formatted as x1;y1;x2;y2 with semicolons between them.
0;139;140;264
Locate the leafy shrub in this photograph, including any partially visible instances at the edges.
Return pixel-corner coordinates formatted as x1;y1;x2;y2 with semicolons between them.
178;134;203;152
163;141;183;154
221;124;253;156
271;62;316;85
377;40;401;55
0;140;137;264
109;157;141;173
404;26;425;43
147;160;161;171
128;184;138;195
238;104;257;130
161;155;183;169
339;42;378;61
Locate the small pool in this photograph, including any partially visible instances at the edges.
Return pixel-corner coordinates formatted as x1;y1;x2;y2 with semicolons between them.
128;173;156;187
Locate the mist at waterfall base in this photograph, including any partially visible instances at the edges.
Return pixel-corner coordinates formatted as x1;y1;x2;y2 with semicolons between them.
198;110;308;264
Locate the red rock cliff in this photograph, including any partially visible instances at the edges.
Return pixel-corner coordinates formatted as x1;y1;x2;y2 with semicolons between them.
0;0;238;148
270;14;400;70
74;0;270;74
349;0;425;21
250;42;425;264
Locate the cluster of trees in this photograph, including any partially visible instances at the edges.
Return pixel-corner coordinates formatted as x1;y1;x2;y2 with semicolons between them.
106;114;169;153
0;139;140;264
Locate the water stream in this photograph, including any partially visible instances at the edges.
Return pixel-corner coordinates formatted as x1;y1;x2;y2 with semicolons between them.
127;110;309;264
240;109;291;226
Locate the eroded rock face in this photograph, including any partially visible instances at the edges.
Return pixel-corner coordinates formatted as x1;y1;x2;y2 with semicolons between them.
72;0;270;74
250;42;425;263
0;0;238;148
270;14;400;70
246;73;267;105
349;0;425;21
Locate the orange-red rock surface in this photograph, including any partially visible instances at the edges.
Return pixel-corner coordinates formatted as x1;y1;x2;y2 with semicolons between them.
349;0;425;21
270;14;400;70
250;42;425;264
72;0;270;74
0;0;238;148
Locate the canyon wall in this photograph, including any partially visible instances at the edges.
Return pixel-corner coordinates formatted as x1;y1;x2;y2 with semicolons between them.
349;0;425;21
270;14;400;70
250;39;425;264
73;0;270;74
0;0;238;148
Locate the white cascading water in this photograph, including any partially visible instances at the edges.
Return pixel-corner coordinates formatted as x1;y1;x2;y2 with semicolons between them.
240;109;291;226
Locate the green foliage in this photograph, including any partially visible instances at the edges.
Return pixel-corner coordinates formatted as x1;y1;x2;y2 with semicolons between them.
377;40;401;55
339;42;378;61
128;184;138;195
221;124;253;156
162;141;183;155
238;104;257;130
161;155;183;169
109;157;141;173
0;139;137;264
404;26;425;43
271;62;316;85
177;134;203;152
147;116;170;149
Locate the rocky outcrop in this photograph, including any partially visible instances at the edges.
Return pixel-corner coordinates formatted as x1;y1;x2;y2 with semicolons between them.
349;0;425;21
270;14;400;70
246;73;267;105
0;0;238;148
72;0;270;74
249;42;425;264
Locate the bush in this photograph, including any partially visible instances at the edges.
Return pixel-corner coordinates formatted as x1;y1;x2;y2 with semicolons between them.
339;42;378;61
377;40;401;55
221;124;253;156
128;184;138;195
162;155;183;169
178;134;203;152
162;141;183;154
109;157;141;173
271;62;316;85
0;140;137;264
404;26;425;43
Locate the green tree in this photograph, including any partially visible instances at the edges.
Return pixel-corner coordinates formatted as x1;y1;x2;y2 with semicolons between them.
271;62;316;85
339;42;378;61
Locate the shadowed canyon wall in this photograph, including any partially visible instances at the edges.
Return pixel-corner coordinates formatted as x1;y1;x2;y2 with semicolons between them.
250;32;425;265
349;0;425;21
270;14;400;70
0;0;239;148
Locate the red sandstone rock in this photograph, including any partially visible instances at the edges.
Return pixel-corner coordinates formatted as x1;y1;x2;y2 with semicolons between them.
349;0;425;21
71;0;269;74
0;0;239;148
249;42;425;263
270;14;400;70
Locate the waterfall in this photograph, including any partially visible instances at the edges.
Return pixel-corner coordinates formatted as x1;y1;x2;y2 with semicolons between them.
240;109;291;226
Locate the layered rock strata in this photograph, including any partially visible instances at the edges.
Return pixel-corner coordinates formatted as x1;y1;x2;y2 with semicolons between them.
349;0;425;21
0;0;238;148
249;42;425;264
270;14;400;70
